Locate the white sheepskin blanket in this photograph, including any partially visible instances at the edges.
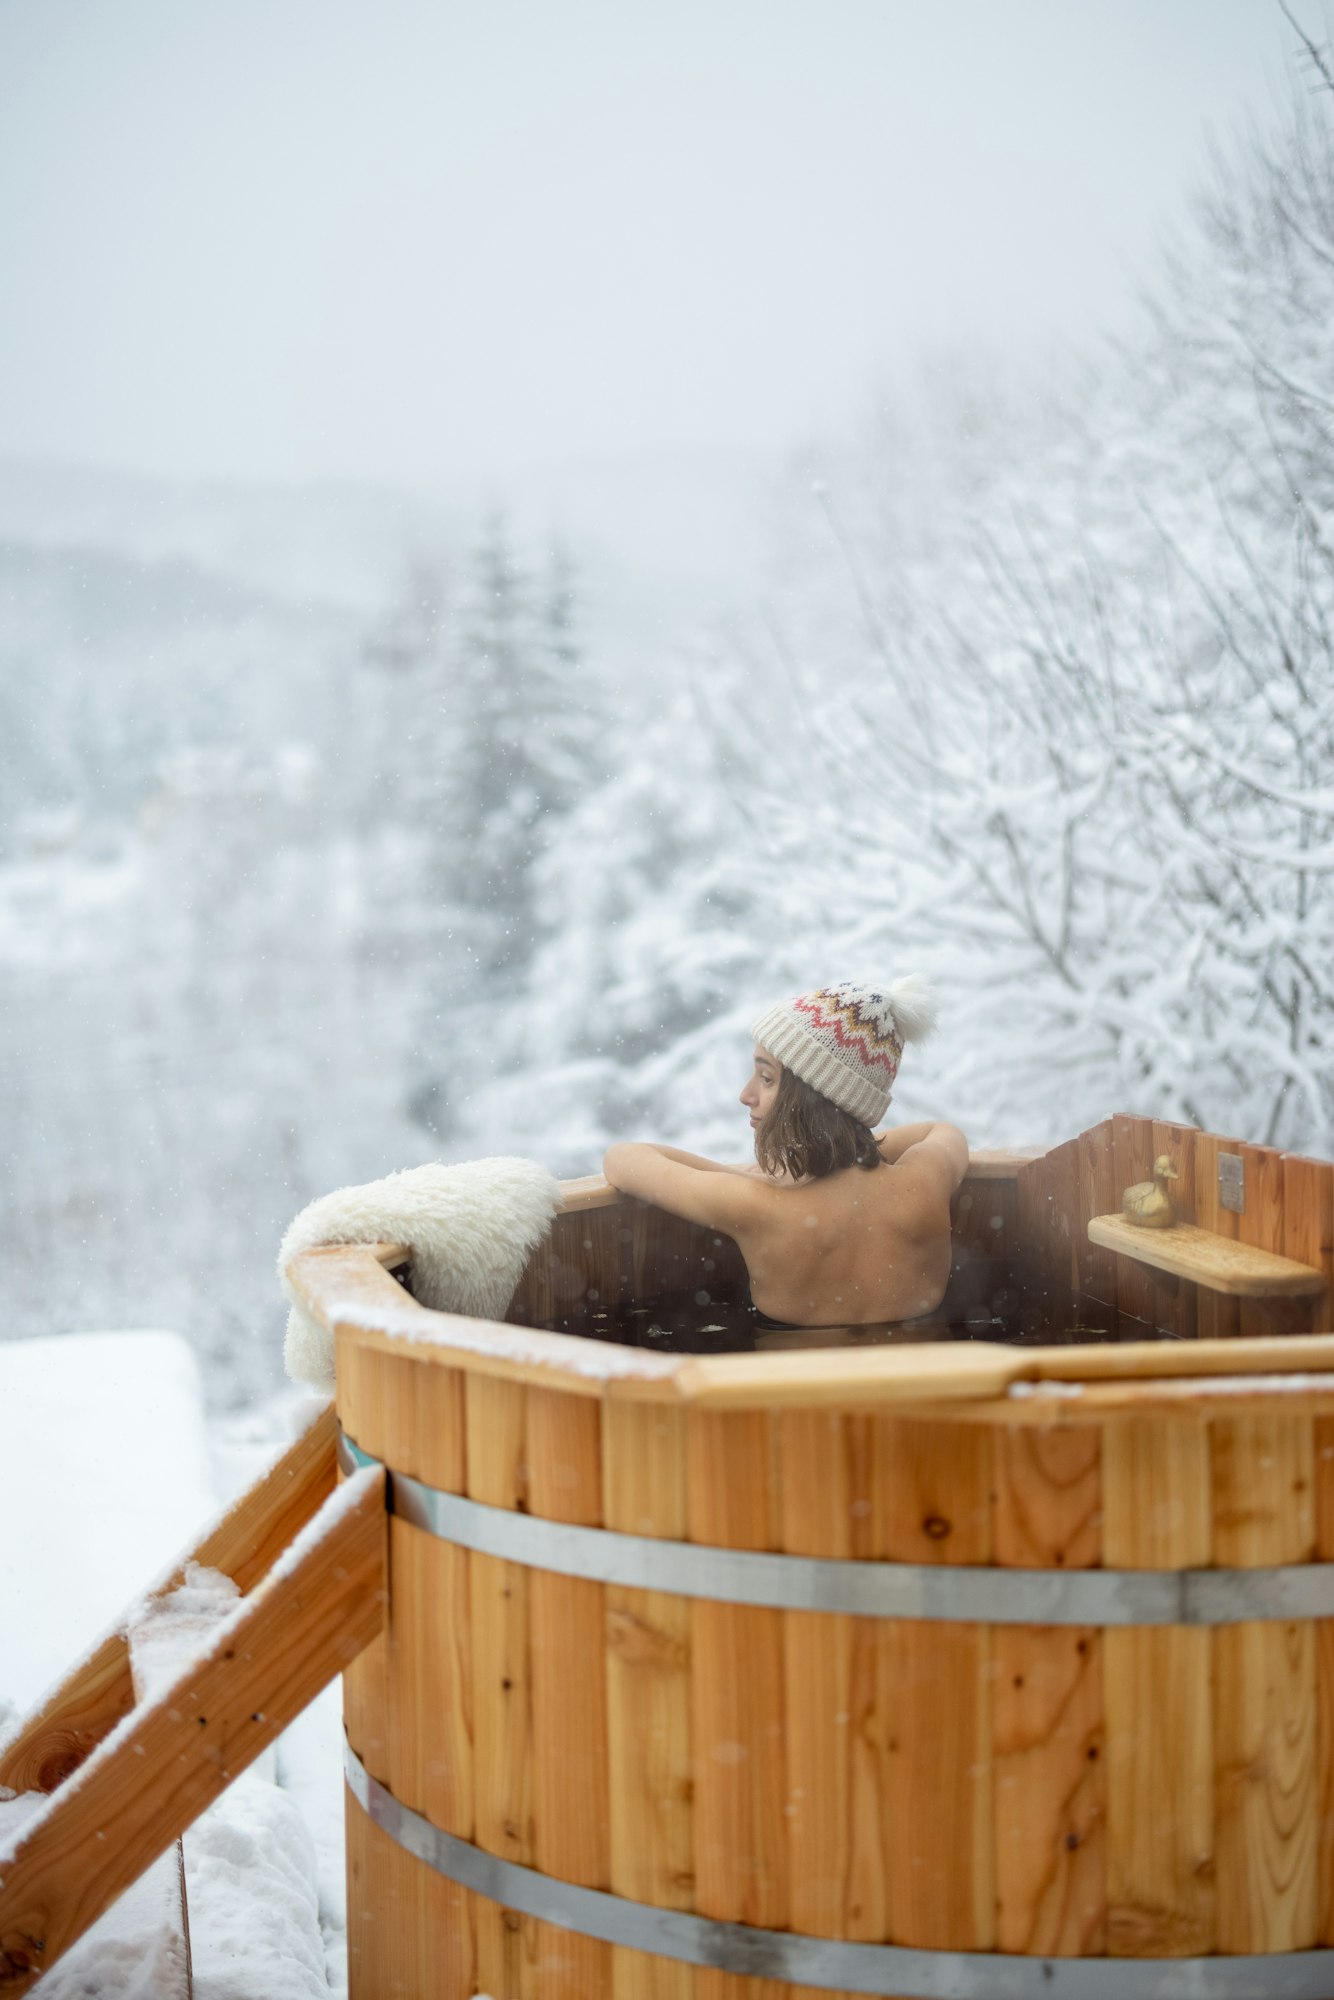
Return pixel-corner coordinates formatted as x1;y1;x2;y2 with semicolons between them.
278;1157;563;1390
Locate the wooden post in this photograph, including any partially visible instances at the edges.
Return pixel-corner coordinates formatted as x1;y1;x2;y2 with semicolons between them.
875;1417;994;1951
347;1806;471;2000
466;1373;537;1999
602;1399;694;2000
527;1385;613;1999
687;1410;788;1933
1284;1154;1334;1337
779;1411;885;1944
1211;1414;1318;1953
993;1426;1106;1955
1103;1419;1213;1955
1288;1154;1334;1943
339;1342;395;1795
1317;1401;1334;1944
396;1357;476;1997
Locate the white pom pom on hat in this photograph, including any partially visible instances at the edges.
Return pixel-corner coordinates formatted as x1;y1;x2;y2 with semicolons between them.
881;974;938;1044
749;976;937;1127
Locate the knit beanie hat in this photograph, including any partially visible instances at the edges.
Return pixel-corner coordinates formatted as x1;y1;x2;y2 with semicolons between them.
749;977;937;1127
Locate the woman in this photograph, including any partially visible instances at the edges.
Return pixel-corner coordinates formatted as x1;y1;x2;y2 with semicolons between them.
602;978;967;1328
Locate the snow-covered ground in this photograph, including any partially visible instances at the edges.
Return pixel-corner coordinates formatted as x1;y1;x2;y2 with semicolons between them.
0;1331;351;1997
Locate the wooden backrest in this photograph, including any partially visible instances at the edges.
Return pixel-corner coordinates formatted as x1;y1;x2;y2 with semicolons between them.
1013;1115;1333;1339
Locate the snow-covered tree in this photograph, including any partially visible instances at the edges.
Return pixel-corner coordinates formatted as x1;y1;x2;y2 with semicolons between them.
728;59;1334;1150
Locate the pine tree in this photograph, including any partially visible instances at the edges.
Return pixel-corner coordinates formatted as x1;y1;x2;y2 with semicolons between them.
442;517;602;978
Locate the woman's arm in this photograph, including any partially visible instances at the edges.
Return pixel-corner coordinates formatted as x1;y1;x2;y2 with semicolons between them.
603;1143;764;1230
874;1120;940;1164
632;1143;761;1177
884;1121;971;1203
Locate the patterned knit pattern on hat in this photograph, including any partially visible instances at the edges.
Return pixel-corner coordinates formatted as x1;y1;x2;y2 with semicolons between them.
749;977;937;1127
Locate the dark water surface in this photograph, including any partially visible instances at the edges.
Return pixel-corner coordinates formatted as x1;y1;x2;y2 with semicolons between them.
538;1267;1183;1356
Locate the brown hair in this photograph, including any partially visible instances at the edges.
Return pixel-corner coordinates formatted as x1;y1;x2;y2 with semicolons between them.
754;1066;883;1182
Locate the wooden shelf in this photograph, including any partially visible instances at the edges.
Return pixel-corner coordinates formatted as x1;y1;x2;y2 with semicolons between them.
1087;1213;1326;1299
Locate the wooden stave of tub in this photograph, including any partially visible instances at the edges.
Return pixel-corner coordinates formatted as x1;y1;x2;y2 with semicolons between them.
288;1115;1334;1998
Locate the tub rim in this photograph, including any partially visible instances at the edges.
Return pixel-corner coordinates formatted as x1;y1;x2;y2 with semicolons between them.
286;1220;1334;1423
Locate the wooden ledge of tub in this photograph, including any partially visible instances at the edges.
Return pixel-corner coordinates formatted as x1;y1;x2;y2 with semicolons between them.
962;1148;1042;1178
557;1149;1038;1211
1088;1212;1326;1298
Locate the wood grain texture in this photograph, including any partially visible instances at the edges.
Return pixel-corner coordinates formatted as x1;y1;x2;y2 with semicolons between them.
1285;1154;1334;1339
526;1386;612;1998
1043;1138;1081;1300
1211;1414;1318;1954
340;1342;395;1790
1102;1419;1213;1956
0;1400;339;1798
386;1517;474;1840
626;1202;746;1308
508;1204;625;1327
0;1635;134;1803
1239;1142;1309;1341
0;1469;387;1996
675;1342;1024;1412
351;1351;476;1843
687;1409;788;1931
1086;1215;1325;1298
993;1427;1105;1956
1077;1120;1118;1308
1111;1115;1159;1327
346;1787;475;2000
779;1411;885;1944
466;1372;538;2000
965;1150;1037;1178
1193;1132;1242;1341
875;1418;994;1951
1149;1120;1198;1339
976;1375;1334;1424
345;1787;418;2000
296;1242;679;1402
1315;1396;1334;1943
954;1167;1017;1263
1015;1152;1047;1312
602;1401;693;2000
1028;1334;1334;1382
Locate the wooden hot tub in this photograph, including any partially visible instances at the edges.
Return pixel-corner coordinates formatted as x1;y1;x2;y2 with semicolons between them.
287;1113;1334;1998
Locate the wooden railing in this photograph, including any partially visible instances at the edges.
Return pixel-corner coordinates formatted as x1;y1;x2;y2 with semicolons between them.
0;1408;387;1995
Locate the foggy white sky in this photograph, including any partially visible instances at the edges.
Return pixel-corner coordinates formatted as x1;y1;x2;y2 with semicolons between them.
0;0;1305;505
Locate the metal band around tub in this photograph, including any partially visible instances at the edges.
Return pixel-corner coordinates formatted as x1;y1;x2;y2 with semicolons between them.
338;1429;1334;1627
344;1740;1334;1998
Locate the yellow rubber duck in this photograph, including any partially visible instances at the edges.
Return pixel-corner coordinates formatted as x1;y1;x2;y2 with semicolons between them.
1122;1155;1179;1229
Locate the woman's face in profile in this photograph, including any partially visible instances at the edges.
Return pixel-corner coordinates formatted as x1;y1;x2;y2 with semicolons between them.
739;1046;781;1138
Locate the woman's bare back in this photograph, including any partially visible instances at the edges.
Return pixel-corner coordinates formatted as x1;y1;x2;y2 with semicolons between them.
604;1122;969;1329
732;1131;963;1325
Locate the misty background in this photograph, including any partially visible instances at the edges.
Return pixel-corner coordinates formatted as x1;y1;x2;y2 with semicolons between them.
2;1;1332;1406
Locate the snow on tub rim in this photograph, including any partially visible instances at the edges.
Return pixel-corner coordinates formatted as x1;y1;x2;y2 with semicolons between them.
283;1115;1334;1999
